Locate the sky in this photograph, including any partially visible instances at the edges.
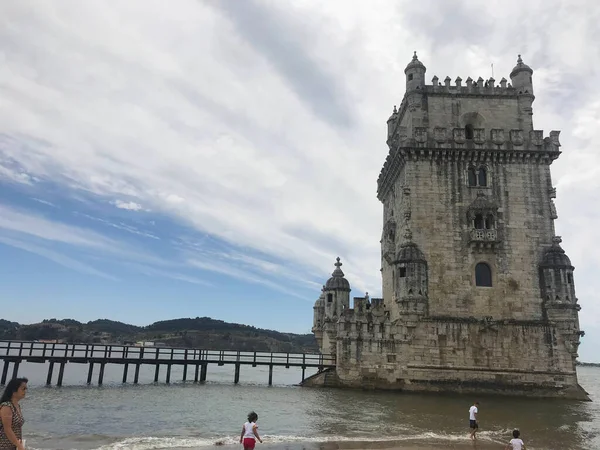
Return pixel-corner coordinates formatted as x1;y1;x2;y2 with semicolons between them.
0;1;599;361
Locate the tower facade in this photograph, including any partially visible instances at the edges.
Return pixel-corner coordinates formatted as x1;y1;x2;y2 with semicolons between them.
309;54;588;400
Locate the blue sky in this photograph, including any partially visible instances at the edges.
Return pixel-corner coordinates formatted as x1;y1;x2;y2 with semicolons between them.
1;1;599;361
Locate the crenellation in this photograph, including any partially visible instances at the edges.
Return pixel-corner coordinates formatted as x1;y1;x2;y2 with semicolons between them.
311;54;587;401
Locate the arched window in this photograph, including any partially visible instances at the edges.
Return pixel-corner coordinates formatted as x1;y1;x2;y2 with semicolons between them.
474;214;485;229
485;215;494;229
408;74;413;81
465;124;474;140
475;263;492;287
327;293;333;303
467;167;477;186
478;168;487;187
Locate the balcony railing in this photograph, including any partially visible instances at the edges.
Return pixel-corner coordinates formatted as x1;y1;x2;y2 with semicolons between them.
470;228;498;242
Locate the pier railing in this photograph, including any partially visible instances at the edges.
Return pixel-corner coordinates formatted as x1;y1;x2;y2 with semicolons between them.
0;340;336;387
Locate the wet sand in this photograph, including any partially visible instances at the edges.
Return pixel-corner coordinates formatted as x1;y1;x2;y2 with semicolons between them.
241;439;504;450
315;441;499;449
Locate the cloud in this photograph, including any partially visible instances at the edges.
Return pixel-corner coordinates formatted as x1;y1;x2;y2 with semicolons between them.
187;257;311;301
0;204;117;249
31;198;56;207
73;212;159;240
0;1;599;356
119;262;213;286
0;164;33;185
0;236;116;280
111;199;144;211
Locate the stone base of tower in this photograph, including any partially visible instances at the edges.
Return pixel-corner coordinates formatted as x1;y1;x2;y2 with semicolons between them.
310;317;591;401
302;366;590;401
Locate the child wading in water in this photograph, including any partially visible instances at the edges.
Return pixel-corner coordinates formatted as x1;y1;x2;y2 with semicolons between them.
240;411;263;450
505;429;526;450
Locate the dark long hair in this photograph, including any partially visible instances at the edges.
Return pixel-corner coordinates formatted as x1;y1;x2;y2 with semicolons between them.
0;377;28;404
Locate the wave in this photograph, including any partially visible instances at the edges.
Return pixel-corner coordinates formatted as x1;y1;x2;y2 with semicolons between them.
26;430;508;450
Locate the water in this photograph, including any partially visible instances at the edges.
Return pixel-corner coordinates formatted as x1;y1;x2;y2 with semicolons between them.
8;361;600;450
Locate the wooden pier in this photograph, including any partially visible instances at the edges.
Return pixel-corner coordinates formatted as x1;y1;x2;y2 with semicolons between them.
0;341;335;387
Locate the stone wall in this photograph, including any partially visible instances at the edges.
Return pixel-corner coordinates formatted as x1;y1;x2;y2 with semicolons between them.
332;317;587;399
388;157;556;320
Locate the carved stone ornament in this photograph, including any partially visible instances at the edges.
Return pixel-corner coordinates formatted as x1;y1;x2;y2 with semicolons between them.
549;130;561;147
473;128;486;144
453;128;466;144
530;130;544;146
550;201;558;219
434;127;447;143
414;127;427;143
384;219;397;243
491;129;505;145
510;129;524;146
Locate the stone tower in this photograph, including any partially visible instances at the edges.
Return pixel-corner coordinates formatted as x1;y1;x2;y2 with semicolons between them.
308;54;588;400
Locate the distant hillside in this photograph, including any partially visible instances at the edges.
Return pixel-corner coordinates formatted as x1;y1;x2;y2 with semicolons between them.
0;317;318;353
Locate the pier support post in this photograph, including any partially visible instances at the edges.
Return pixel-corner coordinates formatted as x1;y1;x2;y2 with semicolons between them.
11;361;20;379
301;366;306;382
98;363;106;386
1;361;9;385
200;363;207;382
182;364;188;382
122;364;129;383
154;365;160;383
134;364;140;384
234;363;240;384
87;363;94;385
194;364;200;383
46;361;55;386
57;363;66;387
268;364;273;386
166;364;172;384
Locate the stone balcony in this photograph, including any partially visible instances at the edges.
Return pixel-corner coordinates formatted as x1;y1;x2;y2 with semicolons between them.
469;228;501;251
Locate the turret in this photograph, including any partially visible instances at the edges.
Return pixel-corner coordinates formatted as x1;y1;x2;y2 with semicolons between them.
540;236;582;361
323;257;351;319
404;51;426;92
387;105;398;139
510;55;535;130
393;231;429;320
312;290;325;330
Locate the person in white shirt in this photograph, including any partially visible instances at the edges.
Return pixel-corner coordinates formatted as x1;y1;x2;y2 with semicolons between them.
468;401;479;440
239;411;263;450
505;429;526;450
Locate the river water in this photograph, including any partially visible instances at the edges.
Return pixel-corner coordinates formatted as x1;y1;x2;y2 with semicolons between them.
8;360;600;450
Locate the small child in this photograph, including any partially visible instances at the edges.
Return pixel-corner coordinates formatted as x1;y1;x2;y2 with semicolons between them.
240;411;263;450
505;429;526;450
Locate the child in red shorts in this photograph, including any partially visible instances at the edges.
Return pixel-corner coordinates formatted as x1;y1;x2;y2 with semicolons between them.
239;411;262;450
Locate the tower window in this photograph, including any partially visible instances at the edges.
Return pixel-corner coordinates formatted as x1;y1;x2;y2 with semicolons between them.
567;273;573;284
465;124;474;140
327;293;333;303
475;262;492;287
408;74;413;81
468;168;477;187
399;267;406;277
478;168;487;187
485;215;494;229
474;214;485;229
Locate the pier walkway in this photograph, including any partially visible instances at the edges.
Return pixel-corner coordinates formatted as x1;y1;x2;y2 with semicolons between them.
0;340;335;387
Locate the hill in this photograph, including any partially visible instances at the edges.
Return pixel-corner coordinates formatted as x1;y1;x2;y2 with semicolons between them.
0;317;318;353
